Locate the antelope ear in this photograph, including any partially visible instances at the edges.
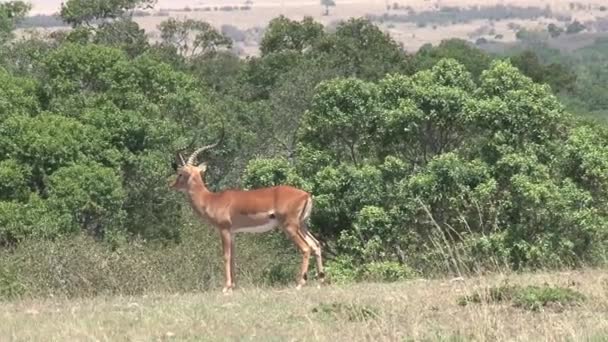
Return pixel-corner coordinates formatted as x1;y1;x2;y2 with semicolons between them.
198;162;207;172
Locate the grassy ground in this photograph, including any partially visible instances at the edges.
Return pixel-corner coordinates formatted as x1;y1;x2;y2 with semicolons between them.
2;269;607;341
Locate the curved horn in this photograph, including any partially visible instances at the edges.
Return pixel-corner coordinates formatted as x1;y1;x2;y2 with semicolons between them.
186;120;225;165
175;151;186;165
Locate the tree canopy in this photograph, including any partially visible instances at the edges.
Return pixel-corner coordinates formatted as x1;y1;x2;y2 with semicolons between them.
1;9;607;279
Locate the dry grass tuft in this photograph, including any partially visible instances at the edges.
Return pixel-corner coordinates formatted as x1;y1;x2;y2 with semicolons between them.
1;268;607;341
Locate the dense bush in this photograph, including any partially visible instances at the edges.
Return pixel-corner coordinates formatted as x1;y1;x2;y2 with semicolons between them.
0;0;607;298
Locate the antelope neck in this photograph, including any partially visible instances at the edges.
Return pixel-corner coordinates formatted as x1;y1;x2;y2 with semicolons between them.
187;175;212;208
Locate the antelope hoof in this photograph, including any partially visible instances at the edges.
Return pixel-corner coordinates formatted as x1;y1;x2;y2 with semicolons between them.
222;286;233;295
296;284;303;290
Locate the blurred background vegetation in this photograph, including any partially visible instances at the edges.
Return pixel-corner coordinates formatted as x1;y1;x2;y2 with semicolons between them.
1;0;608;298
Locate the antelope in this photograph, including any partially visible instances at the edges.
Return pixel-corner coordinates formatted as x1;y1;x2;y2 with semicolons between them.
170;132;325;294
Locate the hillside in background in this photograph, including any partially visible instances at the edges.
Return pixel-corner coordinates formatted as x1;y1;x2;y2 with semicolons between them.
15;0;608;54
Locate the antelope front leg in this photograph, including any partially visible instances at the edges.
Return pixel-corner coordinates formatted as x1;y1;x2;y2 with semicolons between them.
220;228;234;294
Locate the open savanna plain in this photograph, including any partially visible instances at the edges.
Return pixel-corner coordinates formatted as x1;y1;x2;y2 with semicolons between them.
2;269;607;341
20;0;608;53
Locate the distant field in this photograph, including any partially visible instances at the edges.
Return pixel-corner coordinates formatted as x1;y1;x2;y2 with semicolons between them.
17;0;608;54
2;269;607;341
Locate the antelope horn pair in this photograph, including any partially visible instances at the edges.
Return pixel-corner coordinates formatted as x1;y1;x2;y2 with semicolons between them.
175;122;225;167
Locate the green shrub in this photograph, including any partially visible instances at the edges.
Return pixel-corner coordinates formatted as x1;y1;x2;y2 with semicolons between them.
361;261;416;282
242;157;309;190
458;284;586;311
0;222;307;299
47;163;127;238
325;255;359;284
0;195;71;244
0;159;31;201
312;302;380;321
338;206;396;262
0;263;25;299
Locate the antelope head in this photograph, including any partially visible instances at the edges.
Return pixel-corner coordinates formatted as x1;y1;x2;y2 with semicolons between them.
171;127;224;192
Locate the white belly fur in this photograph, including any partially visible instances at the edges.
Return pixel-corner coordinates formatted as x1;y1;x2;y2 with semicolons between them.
234;219;278;234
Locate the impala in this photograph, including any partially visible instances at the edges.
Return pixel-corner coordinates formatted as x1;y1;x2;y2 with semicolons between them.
171;133;325;294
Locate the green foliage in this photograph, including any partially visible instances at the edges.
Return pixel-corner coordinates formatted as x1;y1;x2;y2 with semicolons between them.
320;0;336;16
338;206;396;262
42;43;128;98
260;16;324;56
1;6;608;289
0;195;71;244
0;263;25;299
301;77;380;165
0;226;305;298
510;51;577;93
458;284;586;311
0;68;40;119
360;261;416;282
0;114;111;179
94;19;149;57
472;60;567;146
298;57;608;271
47;163;126;238
312;302;379;322
324;255;359;284
0;159;31;201
513;285;586;311
314;18;410;80
242;158;309;190
562;125;608;198
566;21;586;35
412;39;491;79
547;23;563;38
0;1;30;43
60;0;155;26
158;18;232;58
378;59;474;162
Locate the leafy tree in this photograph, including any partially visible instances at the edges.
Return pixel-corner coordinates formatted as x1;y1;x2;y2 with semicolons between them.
60;0;156;26
47;163;126;238
0;159;31;201
265;58;340;158
0;114;113;191
321;0;336;16
0;195;70;245
93;19;149;57
242;158;308;190
547;23;563;38
190;51;244;94
0;68;40;119
300;77;380;166
158;18;232;58
566;20;585;35
412;39;491;79
312;18;410;80
0;1;30;43
378;59;474;164
240;50;303;100
260;16;324;56
510;51;577;93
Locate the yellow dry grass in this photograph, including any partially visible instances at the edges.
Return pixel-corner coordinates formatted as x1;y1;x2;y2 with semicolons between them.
21;0;608;53
2;268;607;341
